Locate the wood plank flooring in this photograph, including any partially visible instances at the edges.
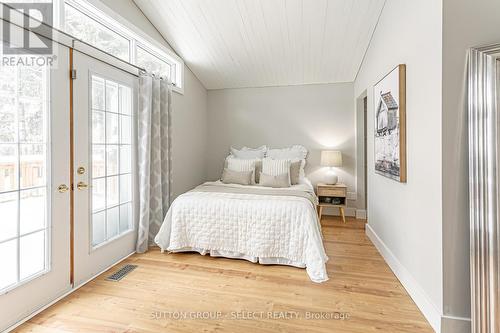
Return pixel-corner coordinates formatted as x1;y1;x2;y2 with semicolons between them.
14;216;433;333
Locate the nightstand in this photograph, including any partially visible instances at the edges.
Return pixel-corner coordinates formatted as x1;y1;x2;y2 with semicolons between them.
316;183;347;223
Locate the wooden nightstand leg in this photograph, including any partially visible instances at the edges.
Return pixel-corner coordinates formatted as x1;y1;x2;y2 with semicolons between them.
340;207;346;223
318;206;323;221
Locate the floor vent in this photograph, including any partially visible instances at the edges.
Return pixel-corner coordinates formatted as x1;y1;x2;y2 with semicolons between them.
106;264;138;282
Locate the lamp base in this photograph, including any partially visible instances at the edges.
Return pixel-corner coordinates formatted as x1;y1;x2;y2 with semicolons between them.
324;173;338;185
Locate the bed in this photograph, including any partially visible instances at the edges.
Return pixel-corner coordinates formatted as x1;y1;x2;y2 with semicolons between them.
154;179;329;283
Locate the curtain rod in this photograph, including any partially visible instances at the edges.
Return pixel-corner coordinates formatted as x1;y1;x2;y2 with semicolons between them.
0;3;175;84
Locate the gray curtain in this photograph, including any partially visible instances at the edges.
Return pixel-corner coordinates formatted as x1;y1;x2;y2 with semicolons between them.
136;73;172;253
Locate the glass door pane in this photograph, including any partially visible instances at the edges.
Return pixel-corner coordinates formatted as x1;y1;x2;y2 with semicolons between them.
90;75;133;248
0;65;49;292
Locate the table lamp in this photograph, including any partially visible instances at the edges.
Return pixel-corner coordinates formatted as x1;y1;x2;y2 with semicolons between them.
320;150;342;184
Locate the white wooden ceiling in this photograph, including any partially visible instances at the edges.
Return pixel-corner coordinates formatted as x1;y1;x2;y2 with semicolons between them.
134;0;385;89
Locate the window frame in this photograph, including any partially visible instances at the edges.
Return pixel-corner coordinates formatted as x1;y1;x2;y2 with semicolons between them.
60;0;184;94
135;43;175;80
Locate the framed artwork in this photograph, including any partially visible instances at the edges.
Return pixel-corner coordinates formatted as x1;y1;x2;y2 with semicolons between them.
373;64;406;182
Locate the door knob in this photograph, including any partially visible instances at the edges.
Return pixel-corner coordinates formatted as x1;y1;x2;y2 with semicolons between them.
77;181;88;190
58;184;69;193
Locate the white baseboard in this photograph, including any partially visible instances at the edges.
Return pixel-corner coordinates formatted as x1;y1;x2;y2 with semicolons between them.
355;209;367;219
3;251;136;333
365;224;442;333
441;315;471;333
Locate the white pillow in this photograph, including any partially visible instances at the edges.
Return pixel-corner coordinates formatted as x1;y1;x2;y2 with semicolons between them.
266;145;307;160
261;158;291;185
227;157;258;184
230;145;267;159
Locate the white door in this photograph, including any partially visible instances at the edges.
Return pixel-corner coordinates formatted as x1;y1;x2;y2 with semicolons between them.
0;46;72;331
72;51;138;286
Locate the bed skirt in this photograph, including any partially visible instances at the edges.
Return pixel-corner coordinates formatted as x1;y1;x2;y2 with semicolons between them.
163;246;307;268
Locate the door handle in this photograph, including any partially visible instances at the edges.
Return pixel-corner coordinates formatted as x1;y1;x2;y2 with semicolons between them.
77;181;88;190
58;184;69;193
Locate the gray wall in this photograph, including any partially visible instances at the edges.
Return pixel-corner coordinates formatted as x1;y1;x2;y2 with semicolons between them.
354;0;444;331
92;0;209;200
442;0;500;331
206;83;356;212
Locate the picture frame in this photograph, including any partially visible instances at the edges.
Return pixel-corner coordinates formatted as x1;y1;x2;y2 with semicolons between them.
373;64;407;182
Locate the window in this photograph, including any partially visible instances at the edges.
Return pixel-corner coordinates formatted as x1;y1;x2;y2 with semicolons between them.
136;45;174;80
64;3;130;62
90;75;133;248
62;0;183;90
0;64;49;292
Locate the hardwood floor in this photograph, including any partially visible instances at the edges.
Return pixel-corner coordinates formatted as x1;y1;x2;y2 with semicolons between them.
15;216;433;333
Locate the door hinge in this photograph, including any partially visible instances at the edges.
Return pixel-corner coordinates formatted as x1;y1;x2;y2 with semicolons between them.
70;69;77;79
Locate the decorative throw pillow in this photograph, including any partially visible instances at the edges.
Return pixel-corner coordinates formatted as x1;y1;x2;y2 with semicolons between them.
221;168;253;185
259;172;291;188
267;146;307;179
290;160;302;185
227;157;258;184
254;159;263;183
230;145;267;159
224;156;263;183
262;158;291;176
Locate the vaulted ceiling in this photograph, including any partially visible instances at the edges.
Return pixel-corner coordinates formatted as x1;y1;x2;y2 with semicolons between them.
134;0;385;90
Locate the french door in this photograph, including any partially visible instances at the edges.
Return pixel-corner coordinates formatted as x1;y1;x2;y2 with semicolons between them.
0;48;138;330
0;45;72;331
72;51;138;286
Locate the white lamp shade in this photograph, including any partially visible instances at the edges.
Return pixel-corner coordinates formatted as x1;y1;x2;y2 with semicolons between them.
321;150;342;167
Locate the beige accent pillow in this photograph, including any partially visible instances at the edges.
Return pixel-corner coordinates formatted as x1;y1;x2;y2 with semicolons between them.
227;157;258;184
221;168;253;185
290;160;302;185
255;160;262;183
259;172;291;188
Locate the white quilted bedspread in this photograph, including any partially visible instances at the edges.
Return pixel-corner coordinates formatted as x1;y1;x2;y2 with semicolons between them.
154;182;329;282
